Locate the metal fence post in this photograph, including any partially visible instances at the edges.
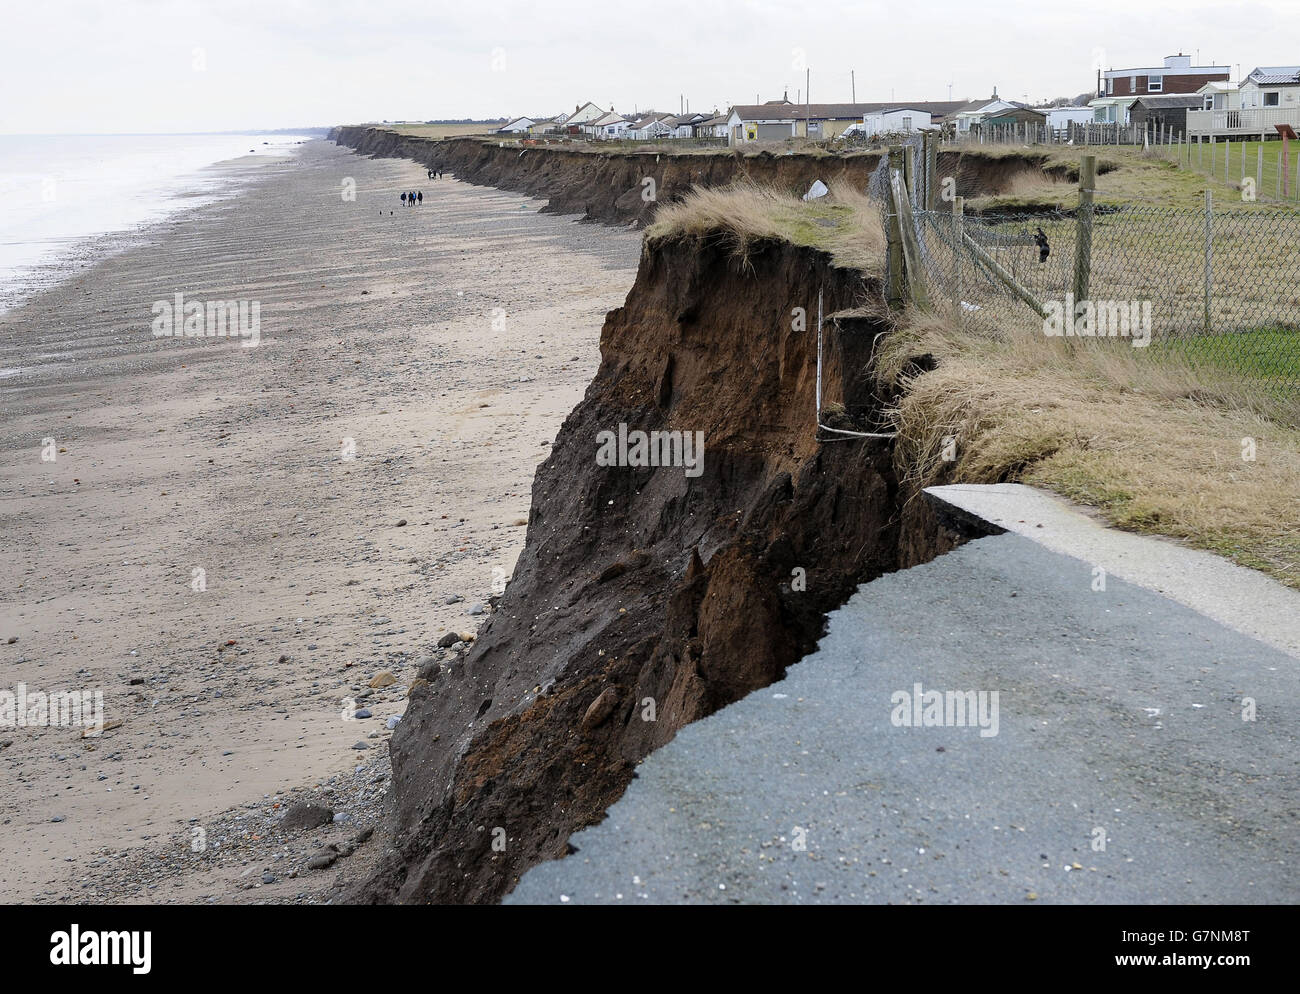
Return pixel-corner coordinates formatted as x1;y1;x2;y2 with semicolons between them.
1203;190;1213;335
886;145;905;309
952;195;964;321
1073;154;1096;306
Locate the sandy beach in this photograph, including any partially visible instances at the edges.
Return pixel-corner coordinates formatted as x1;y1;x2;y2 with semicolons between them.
0;139;640;903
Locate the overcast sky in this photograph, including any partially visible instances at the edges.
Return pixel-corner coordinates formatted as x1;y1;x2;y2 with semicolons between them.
1;0;1294;133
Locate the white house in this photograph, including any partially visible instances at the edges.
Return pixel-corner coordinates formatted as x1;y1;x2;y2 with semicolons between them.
952;97;1016;133
1188;68;1300;137
565;102;607;128
1239;66;1300;109
628;113;675;140
861;108;934;135
583;111;631;138
1042;106;1094;130
1087;95;1138;124
726;101;798;143
496;117;534;134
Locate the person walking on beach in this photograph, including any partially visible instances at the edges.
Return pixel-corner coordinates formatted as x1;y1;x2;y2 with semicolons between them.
427;169;433;179
417;191;423;205
400;191;407;206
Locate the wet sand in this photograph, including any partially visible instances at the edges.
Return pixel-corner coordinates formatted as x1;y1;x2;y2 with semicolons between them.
0;139;640;903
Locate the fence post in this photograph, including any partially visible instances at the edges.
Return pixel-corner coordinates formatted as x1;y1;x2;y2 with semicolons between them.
1203;190;1213;335
1073;154;1096;307
952;195;964;321
1257;145;1263;195
886;145;906;309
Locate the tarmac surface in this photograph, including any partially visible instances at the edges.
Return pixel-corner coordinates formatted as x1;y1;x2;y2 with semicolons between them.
506;528;1300;904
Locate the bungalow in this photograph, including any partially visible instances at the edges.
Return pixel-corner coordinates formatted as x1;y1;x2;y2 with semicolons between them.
1087;95;1138;124
730;99;961;143
697;112;731;138
564;102;607;133
583;110;632;138
1042;106;1095;131
496;117;534;134
526;117;563;136
952;97;1017;133
1188;67;1300;137
663;112;708;138
861;108;934;136
628;113;675;140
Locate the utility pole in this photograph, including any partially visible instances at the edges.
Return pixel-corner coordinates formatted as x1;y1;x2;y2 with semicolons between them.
851;70;856;102
806;67;811;138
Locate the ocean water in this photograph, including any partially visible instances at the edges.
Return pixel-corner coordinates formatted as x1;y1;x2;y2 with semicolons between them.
0;132;314;311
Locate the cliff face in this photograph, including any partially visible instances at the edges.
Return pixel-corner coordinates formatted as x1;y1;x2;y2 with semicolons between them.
329;127;1048;227
352;232;973;904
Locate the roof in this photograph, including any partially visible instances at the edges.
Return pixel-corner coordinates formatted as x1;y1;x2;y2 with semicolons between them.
1130;94;1203;108
1246;66;1300;84
1103;64;1228;77
731;100;965;121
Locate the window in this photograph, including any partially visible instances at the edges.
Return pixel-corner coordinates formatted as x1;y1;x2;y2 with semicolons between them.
1130;75;1137;90
1149;74;1163;92
1265;91;1280;106
902;116;912;131
1107;77;1114;94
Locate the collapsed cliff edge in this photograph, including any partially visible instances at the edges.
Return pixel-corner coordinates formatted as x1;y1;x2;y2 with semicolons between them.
331;130;988;904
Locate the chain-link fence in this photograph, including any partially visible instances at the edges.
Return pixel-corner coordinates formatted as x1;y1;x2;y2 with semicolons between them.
880;179;1300;394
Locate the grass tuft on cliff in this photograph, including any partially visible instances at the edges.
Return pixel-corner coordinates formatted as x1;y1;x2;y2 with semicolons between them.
878;310;1300;588
647;182;887;273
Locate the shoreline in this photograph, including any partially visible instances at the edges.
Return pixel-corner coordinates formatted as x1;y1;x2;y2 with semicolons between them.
0;134;315;317
0;138;640;903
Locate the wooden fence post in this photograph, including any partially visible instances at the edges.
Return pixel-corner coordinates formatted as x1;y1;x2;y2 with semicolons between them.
1073;154;1096;307
925;131;939;210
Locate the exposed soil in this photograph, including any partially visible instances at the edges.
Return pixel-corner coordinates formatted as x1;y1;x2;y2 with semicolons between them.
330;128;1053;227
353;230;973;904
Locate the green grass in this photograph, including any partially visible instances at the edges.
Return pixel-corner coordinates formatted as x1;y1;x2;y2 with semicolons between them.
1158;328;1300;381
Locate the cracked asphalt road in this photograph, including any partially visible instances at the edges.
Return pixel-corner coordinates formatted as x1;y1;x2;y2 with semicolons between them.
507;533;1300;904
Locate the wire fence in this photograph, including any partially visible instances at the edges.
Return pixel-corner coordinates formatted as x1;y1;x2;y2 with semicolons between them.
873;148;1300;394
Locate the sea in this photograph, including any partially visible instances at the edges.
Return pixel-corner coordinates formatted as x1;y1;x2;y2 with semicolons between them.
0;132;317;314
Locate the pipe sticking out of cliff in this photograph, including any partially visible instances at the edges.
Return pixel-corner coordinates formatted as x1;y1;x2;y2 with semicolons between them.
815;287;898;441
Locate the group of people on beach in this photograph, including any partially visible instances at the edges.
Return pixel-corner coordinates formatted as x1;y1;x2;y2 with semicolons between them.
427;168;442;179
401;191;423;206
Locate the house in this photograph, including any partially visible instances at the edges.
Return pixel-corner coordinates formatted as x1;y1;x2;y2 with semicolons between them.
982;107;1047;130
1042;106;1095;131
729;99;963;143
861;108;934;136
1100;54;1230;98
1188;66;1300;137
563;102;607;133
496;117;534;134
1197;80;1240;111
1129;94;1202;135
664;112;708;138
526;117;563;136
628;113;675;140
952;97;1018;133
1087;95;1139;124
697;112;731;138
583;110;631;138
1239;66;1300;109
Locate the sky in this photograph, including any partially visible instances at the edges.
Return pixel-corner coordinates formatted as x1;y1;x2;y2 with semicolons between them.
1;0;1296;134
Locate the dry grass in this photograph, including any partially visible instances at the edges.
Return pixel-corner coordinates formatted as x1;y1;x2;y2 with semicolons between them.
879;310;1300;587
646;181;887;272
